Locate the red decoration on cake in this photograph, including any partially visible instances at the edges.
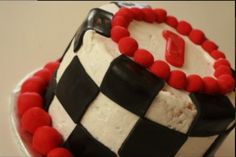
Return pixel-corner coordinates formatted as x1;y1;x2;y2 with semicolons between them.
111;7;234;95
149;60;170;80
153;8;167;23
142;8;156;23
134;49;154;67
118;37;138;56
34;68;52;82
111;26;130;43
217;74;235;94
168;70;187;89
32;126;63;155
202;77;219;94
214;65;232;78
21;76;47;94
44;61;60;74
201;40;218;53
163;30;185;67
186;75;203;92
17;92;43;117
47;148;73;157
189;29;206;45
165;16;178;28
210;50;226;59
21;107;52;134
176;21;192;35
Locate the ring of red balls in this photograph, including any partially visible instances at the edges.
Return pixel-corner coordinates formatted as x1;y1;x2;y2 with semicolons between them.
111;7;235;95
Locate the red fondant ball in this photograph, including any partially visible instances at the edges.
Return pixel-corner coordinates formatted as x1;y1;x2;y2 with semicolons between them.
17;92;43;117
210;50;226;60
47;148;73;157
149;60;170;79
165;16;178;28
189;29;205;45
214;58;231;69
168;70;187;89
21;76;47;94
32;126;63;155
130;8;144;21
177;21;192;35
201;40;218;53
111;26;130;43
153;8;167;23
112;16;129;28
202;77;219;94
214;65;232;78
44;61;60;74
118;37;138;57
134;49;154;68
34;68;51;82
186;75;203;92
115;8;134;23
21;107;51;134
142;8;156;23
217;74;235;94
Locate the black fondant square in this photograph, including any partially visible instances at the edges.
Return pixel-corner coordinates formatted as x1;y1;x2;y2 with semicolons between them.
56;56;99;123
64;124;117;157
189;93;235;136
119;118;187;157
100;55;165;116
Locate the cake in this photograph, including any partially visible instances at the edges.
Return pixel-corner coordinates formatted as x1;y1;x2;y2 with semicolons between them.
15;2;235;157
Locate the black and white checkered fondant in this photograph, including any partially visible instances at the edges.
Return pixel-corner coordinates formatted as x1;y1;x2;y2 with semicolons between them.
45;3;235;157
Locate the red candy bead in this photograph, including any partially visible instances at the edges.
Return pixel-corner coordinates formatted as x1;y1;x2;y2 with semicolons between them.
217;74;235;94
149;60;170;80
111;26;130;43
112;16;129;28
21;107;51;134
165;16;178;28
44;61;60;74
34;68;51;82
210;50;226;59
202;77;219;94
214;65;232;78
17;92;43;117
47;148;73;157
186;75;203;92
32;126;63;155
201;40;218;53
142;8;156;23
115;8;134;23
21;76;47;94
118;37;138;56
130;8;144;21
134;49;154;68
189;29;205;45
214;58;231;69
177;21;192;35
168;70;187;89
153;8;167;23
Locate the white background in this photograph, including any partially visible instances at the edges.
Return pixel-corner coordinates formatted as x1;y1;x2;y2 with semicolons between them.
0;1;235;156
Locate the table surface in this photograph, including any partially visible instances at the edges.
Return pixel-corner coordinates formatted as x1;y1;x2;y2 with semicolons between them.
0;1;235;157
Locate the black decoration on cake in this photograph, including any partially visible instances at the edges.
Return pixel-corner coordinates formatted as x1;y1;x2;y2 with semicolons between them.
112;1;150;8
56;56;99;123
64;124;117;157
188;93;235;136
74;8;113;52
204;123;235;157
118;118;187;157
100;55;165;117
43;70;57;111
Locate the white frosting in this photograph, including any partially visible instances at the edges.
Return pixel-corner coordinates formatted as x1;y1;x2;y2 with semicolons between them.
146;84;197;133
48;96;76;140
176;135;218;157
81;93;139;153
